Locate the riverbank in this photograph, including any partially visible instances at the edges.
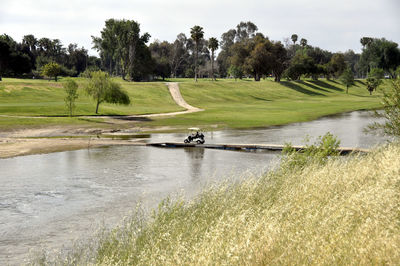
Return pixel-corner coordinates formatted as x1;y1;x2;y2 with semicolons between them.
35;143;400;265
0;78;386;158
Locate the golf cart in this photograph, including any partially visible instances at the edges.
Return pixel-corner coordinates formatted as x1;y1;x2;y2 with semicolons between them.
184;127;205;144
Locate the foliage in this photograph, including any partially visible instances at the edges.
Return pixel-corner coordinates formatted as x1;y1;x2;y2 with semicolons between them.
0;34;33;78
284;53;318;80
227;65;243;80
291;34;298;44
282;132;340;170
208;37;219;80
326;53;347;78
41;62;61;81
85;71;130;113
149;40;172;80
300;38;307;47
368;78;400;136
339;67;355;93
366;68;384;95
63;79;79;117
227;33;287;82
343;49;361;77
235;21;258;42
359;38;400;77
92;19;153;81
190;25;204;82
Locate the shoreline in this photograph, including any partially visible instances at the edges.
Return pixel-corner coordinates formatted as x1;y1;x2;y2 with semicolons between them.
0;137;148;159
0;109;377;159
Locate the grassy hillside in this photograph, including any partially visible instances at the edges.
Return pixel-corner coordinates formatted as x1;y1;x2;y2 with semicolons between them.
42;143;400;265
0;78;184;130
0;78;183;116
0;77;385;131
149;78;384;129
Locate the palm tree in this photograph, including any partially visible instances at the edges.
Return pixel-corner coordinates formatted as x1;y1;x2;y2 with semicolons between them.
300;38;307;47
208;37;219;81
190;25;204;82
291;34;298;45
22;34;37;53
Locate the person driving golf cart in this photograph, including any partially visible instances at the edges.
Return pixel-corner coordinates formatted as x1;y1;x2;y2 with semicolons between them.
184;128;205;144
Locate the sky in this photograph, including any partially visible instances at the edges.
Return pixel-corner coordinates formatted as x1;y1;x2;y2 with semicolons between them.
1;0;399;56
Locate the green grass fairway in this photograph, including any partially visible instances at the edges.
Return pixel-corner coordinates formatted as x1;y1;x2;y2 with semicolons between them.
148;78;384;130
0;77;385;131
0;78;183;116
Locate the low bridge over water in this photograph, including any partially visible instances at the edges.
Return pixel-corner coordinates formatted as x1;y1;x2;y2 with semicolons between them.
146;142;369;155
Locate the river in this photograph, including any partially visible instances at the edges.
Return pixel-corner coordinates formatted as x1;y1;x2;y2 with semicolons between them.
0;111;389;264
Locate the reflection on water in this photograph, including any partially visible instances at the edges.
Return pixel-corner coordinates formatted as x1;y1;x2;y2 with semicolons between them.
0;111;389;264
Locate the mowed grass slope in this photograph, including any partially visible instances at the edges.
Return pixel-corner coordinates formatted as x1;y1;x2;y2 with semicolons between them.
0;78;183;116
150;78;383;129
63;143;399;265
0;77;384;130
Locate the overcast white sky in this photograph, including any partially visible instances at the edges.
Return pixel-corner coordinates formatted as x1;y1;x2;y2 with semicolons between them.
1;0;399;56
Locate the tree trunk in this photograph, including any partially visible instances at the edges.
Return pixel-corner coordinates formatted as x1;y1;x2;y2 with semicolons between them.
55;75;57;82
254;73;260;81
346;86;348;94
95;100;100;114
195;43;198;82
211;50;215;81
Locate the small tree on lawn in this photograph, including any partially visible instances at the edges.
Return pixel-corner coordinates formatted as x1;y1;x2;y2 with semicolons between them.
63;79;79;117
41;62;61;81
339;67;354;94
366;68;384;95
228;65;243;81
85;71;130;114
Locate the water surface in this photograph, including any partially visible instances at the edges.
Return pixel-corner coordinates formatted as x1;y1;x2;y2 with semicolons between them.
0;111;388;264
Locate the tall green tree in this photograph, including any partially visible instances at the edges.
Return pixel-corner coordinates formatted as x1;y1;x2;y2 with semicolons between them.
284;53;317;80
92;19;152;81
339;67;355;94
326;53;347;78
41;62;61;81
359;38;400;78
208;37;219;80
235;21;258;42
63;79;79;117
85;71;130;114
190;25;204;82
170;33;191;78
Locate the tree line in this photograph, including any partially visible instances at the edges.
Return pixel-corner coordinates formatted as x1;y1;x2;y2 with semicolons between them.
1;19;400;82
0;33;101;80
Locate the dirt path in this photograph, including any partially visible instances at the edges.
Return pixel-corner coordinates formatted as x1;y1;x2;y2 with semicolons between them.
0;83;203;158
80;82;203;119
166;82;203;112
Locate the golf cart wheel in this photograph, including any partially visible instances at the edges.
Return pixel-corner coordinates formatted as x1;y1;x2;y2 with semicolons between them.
184;139;189;143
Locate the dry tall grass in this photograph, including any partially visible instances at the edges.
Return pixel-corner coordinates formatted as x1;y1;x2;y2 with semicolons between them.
34;144;400;265
90;144;400;265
